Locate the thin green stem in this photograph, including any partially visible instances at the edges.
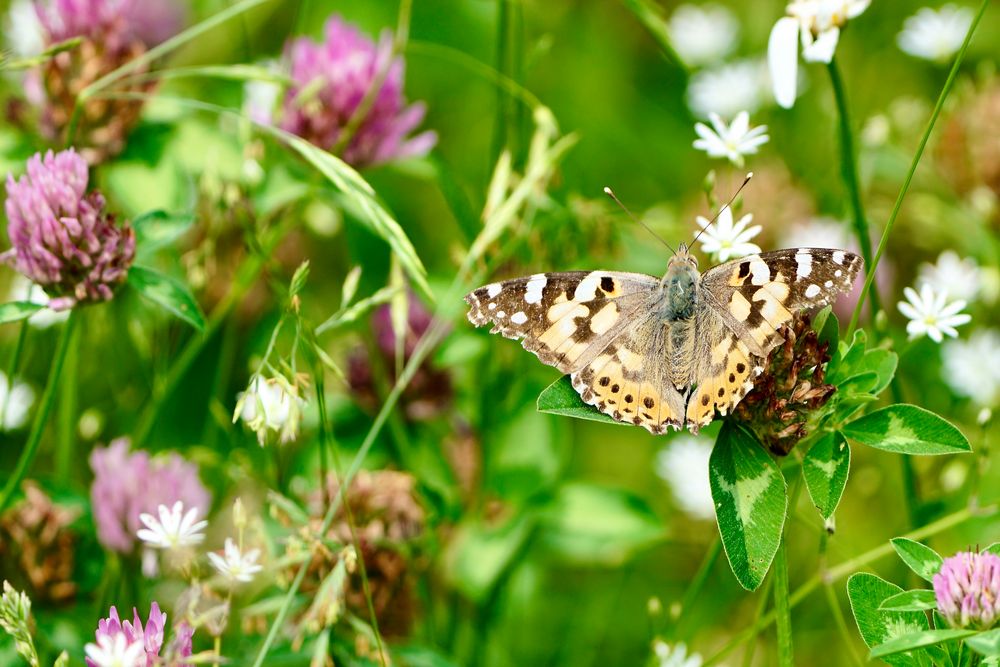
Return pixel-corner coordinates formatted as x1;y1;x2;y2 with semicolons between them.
703;504;995;666
674;537;722;640
330;0;413;157
742;574;774;667
619;0;689;72
774;538;793;666
823;582;865;667
848;0;989;335
1;321;28;430
827;58;879;317
55;317;80;483
0;310;78;513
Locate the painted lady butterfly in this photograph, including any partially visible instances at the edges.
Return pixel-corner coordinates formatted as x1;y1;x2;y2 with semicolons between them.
465;244;862;434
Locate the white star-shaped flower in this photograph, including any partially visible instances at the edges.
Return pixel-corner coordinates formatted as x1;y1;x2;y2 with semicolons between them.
208;538;263;583
653;640;704;667
897;283;971;343
693;111;769;167
898;5;973;63
917;250;981;302
667;4;739;67
694;205;762;262
84;634;145;667
686;59;770;119
236;375;305;446
768;0;871;108
942;329;1000;407
137;501;208;550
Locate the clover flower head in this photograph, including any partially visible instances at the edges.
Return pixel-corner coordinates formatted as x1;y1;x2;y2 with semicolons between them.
694;205;762;262
917;250;981;302
35;0;185;46
693;111;769;167
934;551;1000;629
655;435;715;521
668;4;738;67
86;602;177;667
687;59;770;119
768;0;871;108
897;283;971;343
137;501;207;551
235;375;306;446
2;150;135;310
898;4;974;63
89;438;210;553
279;14;437;167
208;538;263;584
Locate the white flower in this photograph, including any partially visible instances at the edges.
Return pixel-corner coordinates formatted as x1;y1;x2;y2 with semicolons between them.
897;5;973;63
4;0;44;58
693;111;769;167
236;375;305;446
687;59;771;119
0;371;34;431
694;205;762;262
84;634;145;667
768;0;871;108
897;283;971;343
781;216;852;250
917;250;981;302
942;329;1000;407
653;639;704;667
655;435;715;521
668;4;739;67
208;538;263;583
137;501;208;550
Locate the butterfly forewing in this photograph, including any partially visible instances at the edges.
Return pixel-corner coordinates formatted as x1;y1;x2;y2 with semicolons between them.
464;271;658;373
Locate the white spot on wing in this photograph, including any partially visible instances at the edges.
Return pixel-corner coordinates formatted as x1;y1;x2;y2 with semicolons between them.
590;302;619;335
834;269;842;278
511;311;528;325
486;283;501;298
496;311;506;318
795;251;813;278
524;274;547;304
750;260;770;286
488;303;496;310
573;273;602;302
804;284;821;298
832;251;845;265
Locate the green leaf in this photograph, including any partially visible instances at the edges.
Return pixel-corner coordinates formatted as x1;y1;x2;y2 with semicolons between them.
536;375;620;425
879;589;939;612
127;266;206;331
813;305;840;352
967;629;1000;657
870;629;977;659
891;538;943;582
0;301;45;324
132;209;195;257
847;572;931;666
538;482;665;566
710;421;787;591
843;405;971;456
828;329;898;396
445;512;535;603
803;431;851;519
985;543;1000;557
277;133;430;296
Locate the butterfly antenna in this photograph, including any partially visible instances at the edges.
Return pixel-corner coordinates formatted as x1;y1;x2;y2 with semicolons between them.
690;172;754;248
603;187;676;254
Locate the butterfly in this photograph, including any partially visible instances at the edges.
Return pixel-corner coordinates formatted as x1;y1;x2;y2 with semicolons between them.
465;244;863;434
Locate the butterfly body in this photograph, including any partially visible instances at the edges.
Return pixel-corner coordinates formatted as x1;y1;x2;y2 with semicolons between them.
465;247;862;434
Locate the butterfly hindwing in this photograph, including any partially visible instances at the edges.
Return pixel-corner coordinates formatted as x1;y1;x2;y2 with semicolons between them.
465;271;658;373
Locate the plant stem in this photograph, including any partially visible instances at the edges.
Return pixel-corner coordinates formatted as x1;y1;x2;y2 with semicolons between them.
0;309;78;513
827;58;879;317
1;320;28;430
847;0;989;336
56;316;80;483
674;537;722;640
702;504;995;666
774;537;793;666
823;582;865;667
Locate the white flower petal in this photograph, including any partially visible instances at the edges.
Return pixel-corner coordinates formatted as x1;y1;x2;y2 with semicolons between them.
802;26;840;63
768;17;801;108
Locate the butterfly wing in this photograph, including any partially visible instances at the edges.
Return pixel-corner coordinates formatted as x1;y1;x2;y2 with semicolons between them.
465;271;658;373
685;248;863;430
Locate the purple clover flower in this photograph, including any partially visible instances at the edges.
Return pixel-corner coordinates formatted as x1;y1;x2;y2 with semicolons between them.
89;438;210;554
933;551;1000;629
3;149;135;310
35;0;185;47
279;15;437;167
88;602;192;667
